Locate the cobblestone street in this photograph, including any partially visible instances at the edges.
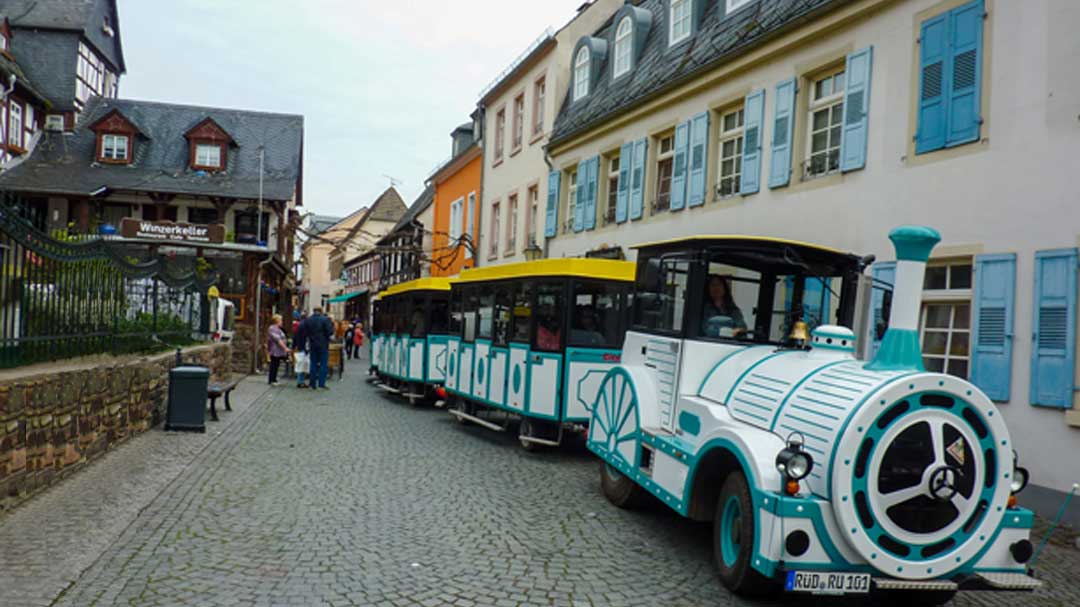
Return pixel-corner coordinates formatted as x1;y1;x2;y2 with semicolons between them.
1;359;1077;607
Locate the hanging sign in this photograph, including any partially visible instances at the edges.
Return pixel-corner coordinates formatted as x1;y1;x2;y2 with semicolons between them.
120;218;225;244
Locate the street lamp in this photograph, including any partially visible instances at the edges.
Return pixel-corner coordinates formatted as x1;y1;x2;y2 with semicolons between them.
523;241;543;261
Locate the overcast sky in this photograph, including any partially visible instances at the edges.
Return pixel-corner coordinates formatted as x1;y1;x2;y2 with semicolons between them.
117;0;588;219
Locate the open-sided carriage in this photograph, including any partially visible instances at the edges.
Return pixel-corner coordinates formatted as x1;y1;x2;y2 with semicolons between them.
587;230;1039;603
444;259;634;449
370;277;453;404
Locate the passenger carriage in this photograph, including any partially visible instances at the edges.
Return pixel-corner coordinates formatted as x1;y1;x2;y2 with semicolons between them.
369;278;453;405
445;259;634;449
588;229;1039;604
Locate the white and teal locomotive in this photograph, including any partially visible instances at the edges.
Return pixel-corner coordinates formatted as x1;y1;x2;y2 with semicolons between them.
588;228;1039;604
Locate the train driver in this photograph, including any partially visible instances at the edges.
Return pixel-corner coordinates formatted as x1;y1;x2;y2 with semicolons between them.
702;274;747;338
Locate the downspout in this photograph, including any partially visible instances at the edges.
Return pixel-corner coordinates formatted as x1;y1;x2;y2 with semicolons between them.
252;146;272;373
0;74;16;164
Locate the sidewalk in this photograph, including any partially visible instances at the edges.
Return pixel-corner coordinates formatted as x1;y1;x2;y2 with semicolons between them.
0;375;271;607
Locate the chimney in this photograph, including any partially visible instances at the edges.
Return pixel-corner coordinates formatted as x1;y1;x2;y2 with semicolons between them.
865;226;941;371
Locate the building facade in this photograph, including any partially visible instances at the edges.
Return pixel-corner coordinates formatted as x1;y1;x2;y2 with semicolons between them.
430;123;482;278
0;16;52;171
374;185;434;293
542;0;1080;523
300;208;368;314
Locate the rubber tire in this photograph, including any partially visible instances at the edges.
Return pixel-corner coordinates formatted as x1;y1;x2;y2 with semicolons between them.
519;419;539;452
714;472;776;597
599;460;646;509
875;590;957;607
452;398;470;425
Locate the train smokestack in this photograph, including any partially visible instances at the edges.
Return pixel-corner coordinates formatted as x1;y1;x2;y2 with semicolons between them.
865;226;941;371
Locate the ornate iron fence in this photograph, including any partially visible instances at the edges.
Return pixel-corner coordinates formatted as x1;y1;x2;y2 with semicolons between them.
0;193;216;368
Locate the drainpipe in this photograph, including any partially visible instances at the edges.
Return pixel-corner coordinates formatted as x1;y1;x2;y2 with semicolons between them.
1;74;16;161
251;144;271;374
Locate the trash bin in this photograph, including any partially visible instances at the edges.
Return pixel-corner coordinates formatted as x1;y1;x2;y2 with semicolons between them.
165;365;210;432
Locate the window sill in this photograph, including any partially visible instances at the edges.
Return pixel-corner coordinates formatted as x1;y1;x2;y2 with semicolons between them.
192;165;223;172
97;156;131;165
492;157;504;169
7;144;27;156
1065;409;1080;428
529;131;545;145
509;145;522;158
487;253;499;261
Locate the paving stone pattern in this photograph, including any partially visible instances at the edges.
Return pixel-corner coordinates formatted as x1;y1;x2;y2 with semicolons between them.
2;360;1078;606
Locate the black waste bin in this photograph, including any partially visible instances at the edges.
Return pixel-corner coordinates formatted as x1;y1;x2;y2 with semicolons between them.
165;365;210;432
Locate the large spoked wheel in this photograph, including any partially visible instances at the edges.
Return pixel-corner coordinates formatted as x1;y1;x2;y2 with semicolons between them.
714;472;775;596
599;459;646;508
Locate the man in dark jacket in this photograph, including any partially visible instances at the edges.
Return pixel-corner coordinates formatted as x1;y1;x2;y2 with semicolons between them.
301;307;335;389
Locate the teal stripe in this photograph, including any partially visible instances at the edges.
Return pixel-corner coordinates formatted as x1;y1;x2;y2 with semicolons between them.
723;350;797;405
697;346;768;394
736;409;770;423
820;372;873;387
738;388;779;402
810;379;863;393
789;403;840;421
803;386;855;400
767;359;849;431
784;413;833;432
794;395;848;411
733;397;773;413
750;373;791;386
742;381;785;395
779;423;827;444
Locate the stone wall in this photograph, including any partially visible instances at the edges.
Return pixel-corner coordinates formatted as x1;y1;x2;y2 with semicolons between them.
0;343;232;512
231;324;255;375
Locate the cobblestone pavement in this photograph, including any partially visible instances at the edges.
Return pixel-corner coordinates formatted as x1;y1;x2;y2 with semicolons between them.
2;359;1078;607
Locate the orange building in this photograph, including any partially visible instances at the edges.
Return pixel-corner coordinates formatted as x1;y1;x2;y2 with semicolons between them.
429;122;482;277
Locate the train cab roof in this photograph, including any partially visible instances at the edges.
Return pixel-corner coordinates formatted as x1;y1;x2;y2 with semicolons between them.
631;235;870;276
380;277;454;298
455;258;635;285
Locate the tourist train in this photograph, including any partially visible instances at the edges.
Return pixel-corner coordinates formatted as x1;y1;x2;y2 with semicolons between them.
369;277;453;404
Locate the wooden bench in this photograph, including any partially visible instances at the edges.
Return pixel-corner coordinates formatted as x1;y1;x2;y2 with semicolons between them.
207;376;243;422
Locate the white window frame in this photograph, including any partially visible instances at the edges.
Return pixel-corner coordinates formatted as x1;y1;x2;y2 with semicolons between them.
195;143;222;168
726;0;753;14
669;0;692;46
716;106;745;198
512;94;524;150
45;114;64;131
8;103;22;149
449;197;464;242
494;108;505;161
919;259;973;378
613;17;633;79
604;154;620;224
653;133;675;213
101;133;128;160
527;185;539;246
489;201;500;258
533;77;545;135
564;170;578;234
506;193;518;254
805;66;846;179
573;47;590;102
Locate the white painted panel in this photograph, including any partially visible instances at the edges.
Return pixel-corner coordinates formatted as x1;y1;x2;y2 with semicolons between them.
643;336;682;430
445;339;459;391
974;527;1029;571
507;348;527;411
488;349;508;407
428;341;447;382
528;354;559;418
459;346;474;395
564;360;612;420
776;518;832;565
409;340;424;380
652;450;688;500
473;342;490;400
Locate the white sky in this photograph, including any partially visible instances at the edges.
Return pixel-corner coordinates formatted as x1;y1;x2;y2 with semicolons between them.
117;0;589;219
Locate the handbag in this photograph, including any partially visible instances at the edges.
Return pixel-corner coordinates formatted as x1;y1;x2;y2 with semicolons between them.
294;351;310;373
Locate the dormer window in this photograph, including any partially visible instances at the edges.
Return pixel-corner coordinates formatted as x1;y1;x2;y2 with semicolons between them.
670;0;692;46
194;143;222;169
89;109;141;164
184;117;234;171
613;17;633;78
573;46;591;101
101;134;128;161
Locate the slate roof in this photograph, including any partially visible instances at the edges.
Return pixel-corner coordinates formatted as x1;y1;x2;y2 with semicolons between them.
308;214;344;235
5;28;78;109
363;187;408;224
550;0;847;145
3;0;125;72
0;96;304;202
0;49;50;105
378;185;434;245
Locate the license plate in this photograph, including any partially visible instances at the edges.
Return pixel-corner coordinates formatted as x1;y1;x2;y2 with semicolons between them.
785;571;871;595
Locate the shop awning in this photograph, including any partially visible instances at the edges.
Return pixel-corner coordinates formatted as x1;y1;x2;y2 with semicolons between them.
328;289;368;304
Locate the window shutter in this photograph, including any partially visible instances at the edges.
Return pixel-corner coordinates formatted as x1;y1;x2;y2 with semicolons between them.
630;138;647;220
970;254;1015;402
670;120;689;210
544;170;560;238
574;159;587;232
945;0;983;147
1030;248;1078;408
916;13;948;154
584;156;599;230
687;112;709;207
840;47;873;172
870;262;896;358
616;141;632;223
768;78;796;188
740;89;765;195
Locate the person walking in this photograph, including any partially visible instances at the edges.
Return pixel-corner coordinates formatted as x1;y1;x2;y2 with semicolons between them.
267;314;290;386
301;307;335;390
293;318;309;388
344;322;355;360
352;322;363;359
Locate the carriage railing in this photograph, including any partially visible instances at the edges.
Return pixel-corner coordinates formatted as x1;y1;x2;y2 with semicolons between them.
0;192;217;368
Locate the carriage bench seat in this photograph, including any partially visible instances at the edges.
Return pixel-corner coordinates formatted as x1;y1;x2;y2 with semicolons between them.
207;376;242;422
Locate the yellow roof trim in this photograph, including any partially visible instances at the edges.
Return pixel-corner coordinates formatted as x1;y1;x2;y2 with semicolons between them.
380;277;453;298
631;234;850;256
456;258;635;284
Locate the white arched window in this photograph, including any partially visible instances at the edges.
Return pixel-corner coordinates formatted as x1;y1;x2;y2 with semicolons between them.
613;17;633;78
573;46;591;101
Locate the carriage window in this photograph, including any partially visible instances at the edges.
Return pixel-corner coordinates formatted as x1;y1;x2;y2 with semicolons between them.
449;291;463;336
409;296;426;338
533;281;564;352
463;289;479;342
633;257;690;334
700;263;762;340
570;281;623;348
769;275;839;341
493;287;512;347
478;287;495;340
430;297;450;334
510;282;532;343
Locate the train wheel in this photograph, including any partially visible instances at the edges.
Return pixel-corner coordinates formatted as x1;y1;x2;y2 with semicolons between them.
518;418;538;451
452;398;470;425
714;472;774;596
600;459;646;508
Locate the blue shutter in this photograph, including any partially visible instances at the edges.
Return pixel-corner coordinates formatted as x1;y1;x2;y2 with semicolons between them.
970;253;1015;402
916;13;948;154
629;138;647;220
768;78;796;188
740;89;765;195
870;262;896;358
616;142;632;223
840;47;873;172
573;160;586;232
670;121;689;210
584;156;599;230
687;112;709;207
945;0;983;147
1030;249;1078;408
544;170;560;238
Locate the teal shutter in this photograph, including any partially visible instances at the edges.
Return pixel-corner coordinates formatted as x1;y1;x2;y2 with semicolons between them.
768;78;796;188
544;170;560;238
1030;248;1078;408
916;13;948;154
970;253;1015;402
573;160;586;232
616;142;632;223
945;0;983;147
687;112;709;207
740;89;765;195
583;156;598;230
870;262;896;358
629;138;647;220
840;47;873;172
670;121;689;210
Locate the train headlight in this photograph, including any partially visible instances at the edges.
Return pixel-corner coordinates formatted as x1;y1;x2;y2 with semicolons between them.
1010;450;1029;494
776;449;813;481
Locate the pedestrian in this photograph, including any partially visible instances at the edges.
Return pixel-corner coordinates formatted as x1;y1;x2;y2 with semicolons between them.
344;322;355;360
352;322;363;359
267;314;290;386
300;307;335;390
293;317;309;388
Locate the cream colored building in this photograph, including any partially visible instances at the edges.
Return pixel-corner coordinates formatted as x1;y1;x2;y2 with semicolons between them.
475;0;621;265
543;0;1080;524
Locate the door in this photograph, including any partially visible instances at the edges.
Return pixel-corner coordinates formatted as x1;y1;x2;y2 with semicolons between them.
506;282;532;412
563;280;628;421
487;285;512;408
527;280;565;420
